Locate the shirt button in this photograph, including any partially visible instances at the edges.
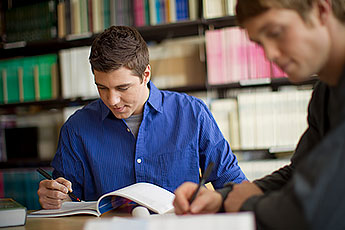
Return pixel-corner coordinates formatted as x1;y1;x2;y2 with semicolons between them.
137;158;142;164
127;128;130;132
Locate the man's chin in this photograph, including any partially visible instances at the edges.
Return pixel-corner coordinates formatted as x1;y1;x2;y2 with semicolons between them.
286;73;314;84
112;112;131;120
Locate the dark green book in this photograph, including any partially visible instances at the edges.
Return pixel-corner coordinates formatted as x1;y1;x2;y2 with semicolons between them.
0;61;5;104
6;60;20;103
38;54;57;100
22;57;36;102
0;198;27;227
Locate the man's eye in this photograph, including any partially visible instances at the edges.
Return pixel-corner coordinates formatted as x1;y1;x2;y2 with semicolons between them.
118;87;129;91
267;28;283;38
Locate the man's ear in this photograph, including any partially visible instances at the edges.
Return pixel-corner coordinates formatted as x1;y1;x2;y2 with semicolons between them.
143;64;151;84
317;0;332;25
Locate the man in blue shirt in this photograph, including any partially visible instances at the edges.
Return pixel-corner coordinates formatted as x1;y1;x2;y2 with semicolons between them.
37;26;246;209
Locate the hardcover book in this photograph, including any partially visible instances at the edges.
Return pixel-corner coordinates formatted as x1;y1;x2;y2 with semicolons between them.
0;198;27;227
28;182;175;218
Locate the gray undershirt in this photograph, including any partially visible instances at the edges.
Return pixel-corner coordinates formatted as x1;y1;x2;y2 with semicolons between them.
125;113;143;139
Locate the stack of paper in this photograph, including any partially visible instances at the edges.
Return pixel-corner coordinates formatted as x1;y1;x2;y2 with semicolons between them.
84;212;255;230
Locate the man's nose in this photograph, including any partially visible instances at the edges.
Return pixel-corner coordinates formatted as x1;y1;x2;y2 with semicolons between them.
108;90;121;106
263;42;281;63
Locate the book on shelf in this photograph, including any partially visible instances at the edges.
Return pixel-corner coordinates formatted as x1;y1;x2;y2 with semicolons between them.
203;0;226;19
28;182;175;218
59;46;98;99
0;54;58;104
0;169;47;210
133;0;150;26
149;36;206;89
210;98;240;150
206;26;287;85
236;89;312;150
0;198;27;228
4;0;57;42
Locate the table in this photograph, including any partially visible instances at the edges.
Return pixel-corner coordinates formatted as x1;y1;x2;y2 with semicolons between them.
3;210;128;230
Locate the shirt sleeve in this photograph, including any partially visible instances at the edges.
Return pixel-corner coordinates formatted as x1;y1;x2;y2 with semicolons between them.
294;120;345;230
240;119;345;230
240;185;308;230
197;100;247;189
51;123;85;200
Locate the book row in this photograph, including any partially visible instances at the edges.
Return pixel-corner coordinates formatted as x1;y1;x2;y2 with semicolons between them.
0;54;58;104
2;0;237;42
206;26;287;85
0;36;296;105
4;0;57;42
211;89;312;150
0;168;47;210
0;87;312;163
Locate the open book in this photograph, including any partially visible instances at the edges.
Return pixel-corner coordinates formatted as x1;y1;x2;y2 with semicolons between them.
28;183;175;218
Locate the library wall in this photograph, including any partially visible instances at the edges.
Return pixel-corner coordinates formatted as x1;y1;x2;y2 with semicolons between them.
0;0;314;209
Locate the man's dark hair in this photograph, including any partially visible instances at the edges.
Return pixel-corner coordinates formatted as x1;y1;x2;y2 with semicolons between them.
89;26;149;81
236;0;345;27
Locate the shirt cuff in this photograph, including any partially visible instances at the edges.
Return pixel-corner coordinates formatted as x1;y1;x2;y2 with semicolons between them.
239;195;262;212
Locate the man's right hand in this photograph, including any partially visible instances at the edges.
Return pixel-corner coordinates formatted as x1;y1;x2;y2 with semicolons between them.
173;182;222;215
37;177;73;209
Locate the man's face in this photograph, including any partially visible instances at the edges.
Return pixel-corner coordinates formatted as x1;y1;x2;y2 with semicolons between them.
94;66;150;119
243;7;331;82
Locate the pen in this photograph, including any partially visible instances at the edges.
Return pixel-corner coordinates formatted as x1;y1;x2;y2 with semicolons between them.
189;161;215;204
36;168;82;202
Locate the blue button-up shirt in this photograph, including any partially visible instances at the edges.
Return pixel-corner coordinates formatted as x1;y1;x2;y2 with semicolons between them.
52;82;246;201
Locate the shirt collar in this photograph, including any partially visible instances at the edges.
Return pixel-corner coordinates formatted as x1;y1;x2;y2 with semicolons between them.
146;81;163;114
100;81;163;121
101;99;111;121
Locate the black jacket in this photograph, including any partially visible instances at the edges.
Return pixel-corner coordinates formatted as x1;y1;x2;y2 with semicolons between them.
239;68;345;230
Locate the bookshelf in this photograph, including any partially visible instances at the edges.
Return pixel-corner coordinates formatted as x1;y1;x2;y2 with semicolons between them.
0;1;318;213
0;16;237;59
0;14;315;108
0;0;316;163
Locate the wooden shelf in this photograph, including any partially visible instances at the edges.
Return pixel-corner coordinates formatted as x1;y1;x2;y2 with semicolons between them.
0;16;237;59
208;77;318;90
0;159;52;169
0;97;96;113
0;15;317;111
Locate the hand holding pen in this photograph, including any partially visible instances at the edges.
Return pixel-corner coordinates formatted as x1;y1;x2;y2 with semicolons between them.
37;168;82;209
189;162;214;203
174;162;223;214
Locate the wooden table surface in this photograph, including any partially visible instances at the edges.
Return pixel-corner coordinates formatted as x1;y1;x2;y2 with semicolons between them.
3;210;129;230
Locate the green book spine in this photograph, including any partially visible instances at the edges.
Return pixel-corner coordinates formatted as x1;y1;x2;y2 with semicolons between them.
3;171;26;207
144;0;150;25
38;55;54;100
6;60;20;103
103;0;110;29
0;62;5;104
39;54;58;100
23;57;36;102
24;170;41;210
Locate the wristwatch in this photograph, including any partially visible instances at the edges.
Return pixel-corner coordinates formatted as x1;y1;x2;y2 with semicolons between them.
216;182;235;212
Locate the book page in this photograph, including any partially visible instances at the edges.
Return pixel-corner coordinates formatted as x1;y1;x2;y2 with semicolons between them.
27;201;99;218
99;183;175;214
84;212;255;230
